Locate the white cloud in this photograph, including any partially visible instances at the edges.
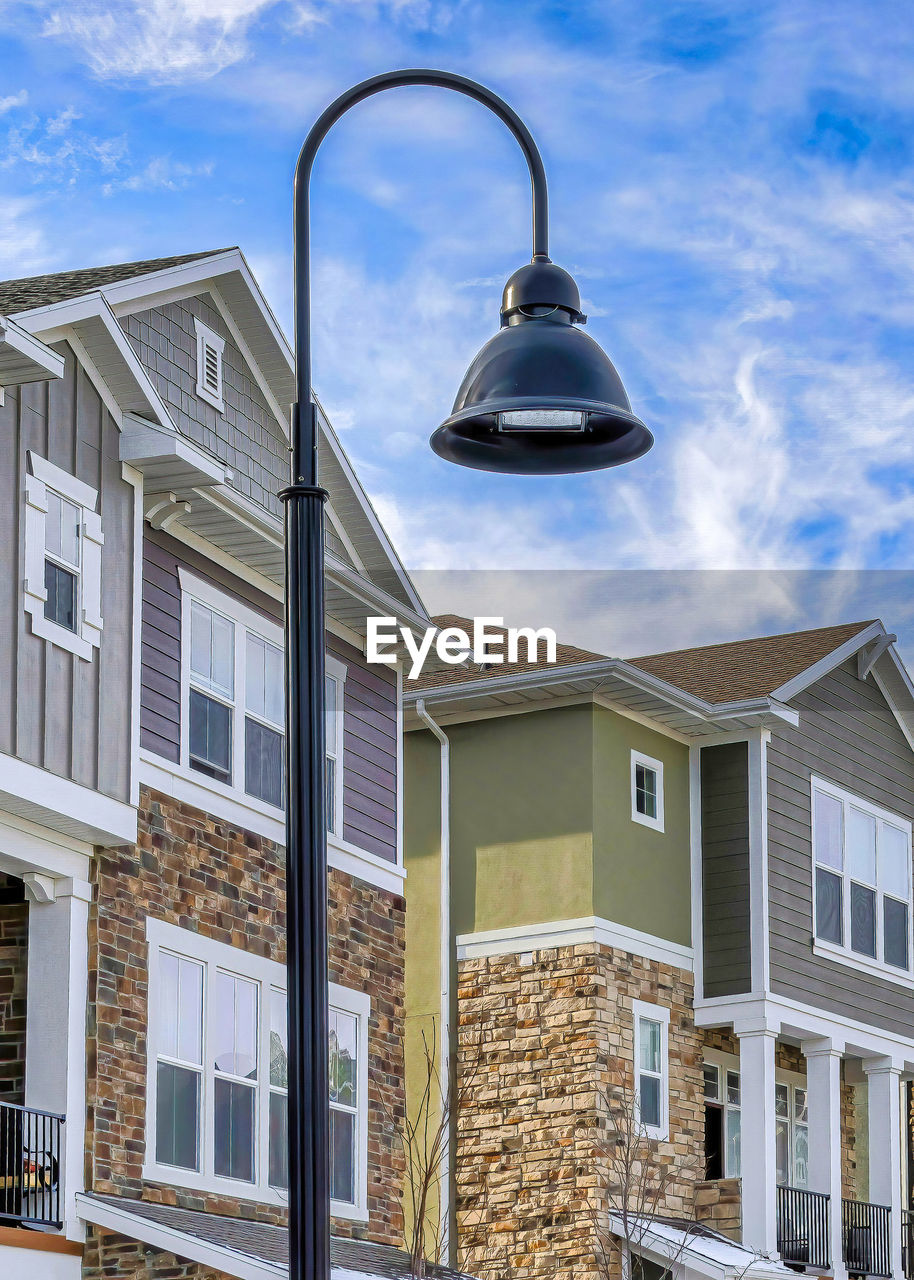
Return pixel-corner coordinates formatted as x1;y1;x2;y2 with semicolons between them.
0;90;27;115
102;155;215;195
0;194;53;277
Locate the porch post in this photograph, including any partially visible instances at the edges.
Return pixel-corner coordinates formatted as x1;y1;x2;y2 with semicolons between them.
803;1039;848;1280
864;1057;904;1279
737;1028;779;1256
23;875;91;1241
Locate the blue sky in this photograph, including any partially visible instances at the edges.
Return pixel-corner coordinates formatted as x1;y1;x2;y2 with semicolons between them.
2;1;914;648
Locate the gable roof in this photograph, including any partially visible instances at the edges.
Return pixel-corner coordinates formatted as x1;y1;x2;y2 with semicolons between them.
628;620;878;704
0;250;228;315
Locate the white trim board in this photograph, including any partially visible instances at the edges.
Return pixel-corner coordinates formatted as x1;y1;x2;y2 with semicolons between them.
456;916;693;971
0;752;137;846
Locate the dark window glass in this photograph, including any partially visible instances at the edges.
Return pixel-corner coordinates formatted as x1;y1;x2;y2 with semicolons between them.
269;1091;288;1189
245;717;283;808
330;1108;355;1203
850;882;876;957
635;764;657;819
815;868;843;944
44;560;77;632
214;1078;255;1182
155;1062;200;1170
189;689;232;784
639;1074;661;1128
884;897;909;970
704;1104;723;1180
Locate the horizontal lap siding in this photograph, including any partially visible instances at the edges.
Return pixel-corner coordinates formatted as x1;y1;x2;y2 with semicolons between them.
768;659;914;1036
701;742;751;997
142;529;398;861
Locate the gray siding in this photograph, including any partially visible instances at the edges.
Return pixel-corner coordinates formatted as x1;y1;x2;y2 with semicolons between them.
701;742;752;997
141;528;397;860
0;344;134;802
768;658;914;1036
121;294;287;517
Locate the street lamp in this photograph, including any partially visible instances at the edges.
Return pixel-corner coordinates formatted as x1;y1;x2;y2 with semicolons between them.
281;68;652;1280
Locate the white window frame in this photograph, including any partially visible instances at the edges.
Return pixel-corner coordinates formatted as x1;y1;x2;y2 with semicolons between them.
702;1052;741;1178
632;998;669;1140
326;654;346;837
23;452;104;661
811;775;914;987
631;750;665;832
179;571;285;813
775;1070;809;1191
194;317;226;413
144;917;370;1218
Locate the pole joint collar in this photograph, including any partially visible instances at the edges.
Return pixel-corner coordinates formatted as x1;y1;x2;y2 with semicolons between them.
279;484;330;503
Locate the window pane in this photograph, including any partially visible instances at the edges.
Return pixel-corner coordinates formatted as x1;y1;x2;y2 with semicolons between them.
156;1062;199;1170
190;602;234;696
635;764;657;819
45;491;62;556
212;613;235;696
775;1117;790;1185
882;824;910;900
158;952;202;1065
330;1107;355;1203
326;676;338;755
326;756;336;833
815;867;843;944
850;882;877;957
726;1107;741;1178
44;560;77;632
270;990;287;1088
639;1074;661;1128
245;717;283;808
190;601;212;683
794;1124;809;1190
214;1078;255;1182
794;1088;808;1125
189;689;232;783
884;897;909;970
702;1063;719;1101
246;634;266;718
815;791;843;870
727;1070;740;1106
269;1091;288;1189
847;808;877;884
330;1011;358;1106
639;1019;661;1074
775;1083;789;1118
59;497;80;566
265;642;283;725
213;972;258;1079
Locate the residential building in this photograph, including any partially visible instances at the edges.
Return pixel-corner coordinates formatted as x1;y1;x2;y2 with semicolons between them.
0;249;430;1279
405;616;914;1280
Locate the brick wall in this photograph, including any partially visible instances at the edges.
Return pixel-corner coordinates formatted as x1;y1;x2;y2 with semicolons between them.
85;786;404;1273
0;874;28;1105
83;1230;229;1280
455;945;703;1280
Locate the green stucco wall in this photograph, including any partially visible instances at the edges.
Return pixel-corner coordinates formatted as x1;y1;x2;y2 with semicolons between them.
592;705;692;946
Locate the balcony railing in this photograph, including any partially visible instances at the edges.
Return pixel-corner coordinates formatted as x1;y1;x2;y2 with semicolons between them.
843;1198;892;1278
903;1209;914;1280
0;1100;64;1229
777;1185;831;1270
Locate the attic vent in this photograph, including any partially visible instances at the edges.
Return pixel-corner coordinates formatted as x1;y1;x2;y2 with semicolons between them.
194;317;225;413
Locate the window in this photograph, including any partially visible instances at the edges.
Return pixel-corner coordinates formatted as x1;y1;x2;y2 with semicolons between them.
633;1000;669;1139
23;453;104;660
812;777;912;978
703;1059;741;1179
631;751;664;832
325;659;346;835
145;918;369;1215
775;1081;809;1189
194;318;225;412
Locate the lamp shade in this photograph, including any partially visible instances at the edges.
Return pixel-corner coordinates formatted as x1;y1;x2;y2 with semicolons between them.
430;261;653;475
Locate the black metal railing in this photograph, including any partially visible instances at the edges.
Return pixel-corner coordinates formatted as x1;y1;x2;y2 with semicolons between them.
0;1100;64;1229
903;1208;914;1280
843;1198;892;1278
777;1184;831;1270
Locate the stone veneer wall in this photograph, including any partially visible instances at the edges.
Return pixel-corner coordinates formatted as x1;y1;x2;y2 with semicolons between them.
0;874;28;1105
83;786;405;1279
455;944;704;1280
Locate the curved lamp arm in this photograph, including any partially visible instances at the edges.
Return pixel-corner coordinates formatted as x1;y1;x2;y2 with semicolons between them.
291;68;550;483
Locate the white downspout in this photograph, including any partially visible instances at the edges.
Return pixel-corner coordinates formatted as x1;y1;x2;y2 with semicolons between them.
415;698;451;1262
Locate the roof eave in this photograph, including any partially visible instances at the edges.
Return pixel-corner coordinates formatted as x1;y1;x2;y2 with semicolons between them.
0;314;66;385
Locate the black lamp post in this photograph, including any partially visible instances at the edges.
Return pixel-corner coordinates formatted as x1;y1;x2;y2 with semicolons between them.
281;68;652;1280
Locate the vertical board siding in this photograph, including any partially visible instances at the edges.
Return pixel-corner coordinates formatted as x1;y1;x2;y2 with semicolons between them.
768;659;914;1037
0;344;133;802
701;741;752;997
121;294;288;517
141;529;398;860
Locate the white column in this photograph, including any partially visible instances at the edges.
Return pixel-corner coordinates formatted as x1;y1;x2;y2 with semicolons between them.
738;1028;779;1256
803;1040;848;1280
24;876;91;1242
864;1058;904;1280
